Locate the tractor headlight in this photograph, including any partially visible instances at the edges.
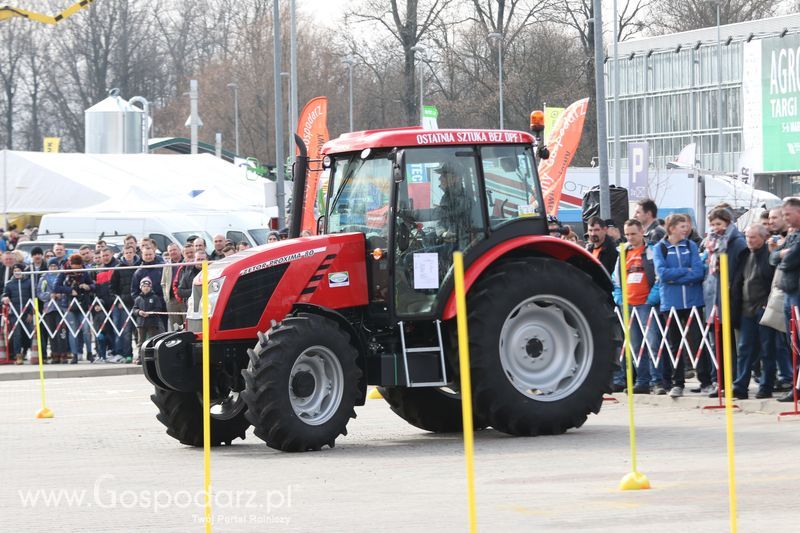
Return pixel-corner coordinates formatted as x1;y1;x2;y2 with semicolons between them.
207;276;225;316
186;276;226;318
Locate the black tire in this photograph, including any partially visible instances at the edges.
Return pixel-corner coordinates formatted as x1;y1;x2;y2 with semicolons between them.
241;313;362;452
379;386;489;432
151;387;250;446
461;258;619;436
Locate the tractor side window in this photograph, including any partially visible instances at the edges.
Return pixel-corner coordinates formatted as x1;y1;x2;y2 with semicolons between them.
394;147;484;316
481;145;542;229
327;156;392;240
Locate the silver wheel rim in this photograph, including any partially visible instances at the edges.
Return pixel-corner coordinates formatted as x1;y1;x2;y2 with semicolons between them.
205;390;245;421
498;294;593;402
289;346;344;426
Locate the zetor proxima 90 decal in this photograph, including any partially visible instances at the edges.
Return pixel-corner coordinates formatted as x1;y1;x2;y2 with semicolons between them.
239;247;327;276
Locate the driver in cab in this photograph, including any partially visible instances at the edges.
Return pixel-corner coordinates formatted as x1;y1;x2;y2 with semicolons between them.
434;162;469;246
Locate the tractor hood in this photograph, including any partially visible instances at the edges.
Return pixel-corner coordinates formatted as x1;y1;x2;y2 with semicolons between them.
191;233;369;341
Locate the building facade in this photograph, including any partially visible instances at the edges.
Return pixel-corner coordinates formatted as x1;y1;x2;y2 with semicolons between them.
606;14;800;198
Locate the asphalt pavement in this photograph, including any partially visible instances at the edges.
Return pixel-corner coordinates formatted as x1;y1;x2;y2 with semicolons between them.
2;374;799;532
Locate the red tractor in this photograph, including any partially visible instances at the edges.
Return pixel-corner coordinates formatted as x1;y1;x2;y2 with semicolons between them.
143;123;620;452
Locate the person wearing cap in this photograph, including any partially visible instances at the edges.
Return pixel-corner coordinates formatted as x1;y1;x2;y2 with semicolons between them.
54;254;96;364
1;263;33;364
586;216;619;276
131;276;165;364
433;161;471;246
39;258;70;363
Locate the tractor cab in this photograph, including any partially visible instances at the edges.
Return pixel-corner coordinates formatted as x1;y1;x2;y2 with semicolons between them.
321;128;547;324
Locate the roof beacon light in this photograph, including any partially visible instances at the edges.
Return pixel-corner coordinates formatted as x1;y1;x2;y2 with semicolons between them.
530;110;545;133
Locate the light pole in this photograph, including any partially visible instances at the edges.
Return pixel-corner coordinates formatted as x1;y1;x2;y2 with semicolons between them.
281;72;292;157
411;44;427;126
487;32;504;129
227;82;240;156
342;56;356;131
703;0;724;171
612;0;620;187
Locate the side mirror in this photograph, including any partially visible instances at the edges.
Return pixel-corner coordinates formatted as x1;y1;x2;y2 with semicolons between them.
393;149;406;183
316;215;326;235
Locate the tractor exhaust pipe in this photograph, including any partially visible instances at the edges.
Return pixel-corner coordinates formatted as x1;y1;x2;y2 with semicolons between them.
289;134;308;239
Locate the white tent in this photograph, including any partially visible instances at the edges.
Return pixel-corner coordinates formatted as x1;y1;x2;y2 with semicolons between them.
0;150;279;215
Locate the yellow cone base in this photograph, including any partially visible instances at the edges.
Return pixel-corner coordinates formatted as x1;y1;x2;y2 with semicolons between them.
367;388;383;400
619;471;651;491
35;407;54;419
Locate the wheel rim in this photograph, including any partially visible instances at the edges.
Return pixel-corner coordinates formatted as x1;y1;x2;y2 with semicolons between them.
205;390;246;421
498;294;593;402
288;346;344;426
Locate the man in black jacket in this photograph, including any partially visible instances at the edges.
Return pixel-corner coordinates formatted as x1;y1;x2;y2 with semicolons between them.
586;216;619;276
111;245;140;362
770;197;800;402
731;224;776;399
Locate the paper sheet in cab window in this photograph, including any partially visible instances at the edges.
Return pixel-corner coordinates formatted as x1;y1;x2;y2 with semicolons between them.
413;253;439;289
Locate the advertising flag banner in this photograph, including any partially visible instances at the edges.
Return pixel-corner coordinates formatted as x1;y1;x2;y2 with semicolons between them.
543;106;565;144
422;106;439;129
538;98;589;215
296;97;329;233
43;137;60;153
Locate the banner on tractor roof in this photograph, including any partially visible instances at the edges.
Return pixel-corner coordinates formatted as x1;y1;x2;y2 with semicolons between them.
296;96;329;234
538;98;589;216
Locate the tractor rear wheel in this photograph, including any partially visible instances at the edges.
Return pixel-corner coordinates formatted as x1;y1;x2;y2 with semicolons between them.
379;386;488;432
151;387;250;446
463;258;618;436
241;313;362;452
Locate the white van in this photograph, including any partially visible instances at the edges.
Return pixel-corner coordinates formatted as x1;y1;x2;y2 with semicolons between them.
184;209;278;247
38;211;213;252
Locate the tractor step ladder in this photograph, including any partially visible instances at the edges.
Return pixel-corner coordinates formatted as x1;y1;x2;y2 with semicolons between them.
398;320;449;387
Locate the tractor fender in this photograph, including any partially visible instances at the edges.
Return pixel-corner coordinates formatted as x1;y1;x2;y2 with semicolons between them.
292;303;368;405
441;235;612;320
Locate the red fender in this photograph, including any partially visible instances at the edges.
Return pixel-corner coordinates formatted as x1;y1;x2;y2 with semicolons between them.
441;235;608;320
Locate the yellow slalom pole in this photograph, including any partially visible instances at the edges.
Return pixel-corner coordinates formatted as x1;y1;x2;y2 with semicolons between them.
453;252;477;533
718;253;738;532
201;261;212;532
618;244;649;490
33;297;53;419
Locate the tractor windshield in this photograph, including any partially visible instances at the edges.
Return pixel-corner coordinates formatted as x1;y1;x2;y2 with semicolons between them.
327;155;392;239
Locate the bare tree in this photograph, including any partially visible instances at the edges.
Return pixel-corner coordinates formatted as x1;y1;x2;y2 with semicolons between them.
0;20;30;148
649;0;781;34
349;0;452;125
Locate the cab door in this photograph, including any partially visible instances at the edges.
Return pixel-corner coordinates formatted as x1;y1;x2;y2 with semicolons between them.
393;146;485;317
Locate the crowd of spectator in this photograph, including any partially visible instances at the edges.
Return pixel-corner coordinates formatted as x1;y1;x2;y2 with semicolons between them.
0;230;265;366
548;198;800;403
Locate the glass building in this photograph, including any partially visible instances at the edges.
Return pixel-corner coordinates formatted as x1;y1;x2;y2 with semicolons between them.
606;13;800;197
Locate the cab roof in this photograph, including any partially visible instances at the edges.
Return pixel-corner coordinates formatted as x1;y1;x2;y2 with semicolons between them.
321;127;535;155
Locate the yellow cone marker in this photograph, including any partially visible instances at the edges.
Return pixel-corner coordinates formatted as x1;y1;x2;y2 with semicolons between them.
453;252;478;533
201;261;212;532
367;387;383;400
617;244;650;490
719;253;738;532
32;296;53;419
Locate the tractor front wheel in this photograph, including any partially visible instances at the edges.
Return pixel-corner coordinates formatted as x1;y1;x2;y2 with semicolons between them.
242;313;362;452
151;387;250;446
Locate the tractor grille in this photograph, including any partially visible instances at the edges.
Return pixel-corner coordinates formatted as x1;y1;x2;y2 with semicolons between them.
219;263;289;330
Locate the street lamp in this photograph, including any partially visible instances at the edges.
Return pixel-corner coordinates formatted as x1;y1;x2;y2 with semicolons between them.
487;32;504;129
226;82;240;156
410;44;427;126
341;56;357;132
705;0;724;172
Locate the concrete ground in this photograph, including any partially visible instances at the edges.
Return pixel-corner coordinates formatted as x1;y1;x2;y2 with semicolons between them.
1;374;798;532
